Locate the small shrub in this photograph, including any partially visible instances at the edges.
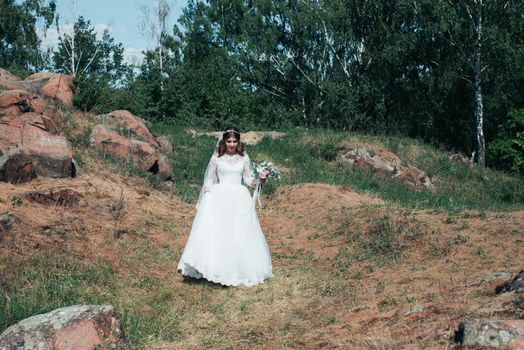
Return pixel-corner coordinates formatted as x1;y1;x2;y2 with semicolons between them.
488;108;524;173
309;142;339;161
70;127;93;148
360;215;407;265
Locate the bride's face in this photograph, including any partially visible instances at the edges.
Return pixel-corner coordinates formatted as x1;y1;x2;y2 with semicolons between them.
225;136;239;154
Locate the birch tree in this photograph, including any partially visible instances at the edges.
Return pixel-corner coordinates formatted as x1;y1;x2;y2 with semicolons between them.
466;0;486;166
53;15;126;111
139;0;173;88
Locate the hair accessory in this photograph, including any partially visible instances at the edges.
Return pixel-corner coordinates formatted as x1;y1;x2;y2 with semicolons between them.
223;129;240;135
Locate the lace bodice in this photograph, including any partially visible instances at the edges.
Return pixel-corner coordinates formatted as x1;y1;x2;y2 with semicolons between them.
204;153;256;187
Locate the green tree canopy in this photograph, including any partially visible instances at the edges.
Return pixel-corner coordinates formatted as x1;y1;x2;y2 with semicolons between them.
0;0;56;73
53;16;128;112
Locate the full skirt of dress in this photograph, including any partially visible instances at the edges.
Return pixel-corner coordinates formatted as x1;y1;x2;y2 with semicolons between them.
177;183;273;287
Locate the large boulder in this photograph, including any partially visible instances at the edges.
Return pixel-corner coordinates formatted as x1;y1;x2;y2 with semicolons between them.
0;90;63;126
455;319;524;349
0;113;74;183
0;90;34;117
90;124;175;180
394;164;434;190
0;70;73;107
25;72;74;107
0;68;25;90
100;110;159;147
158;155;174;181
90;124;158;172
0;304;126;350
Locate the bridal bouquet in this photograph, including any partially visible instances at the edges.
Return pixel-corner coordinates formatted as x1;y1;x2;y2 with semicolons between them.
252;161;280;209
255;161;281;181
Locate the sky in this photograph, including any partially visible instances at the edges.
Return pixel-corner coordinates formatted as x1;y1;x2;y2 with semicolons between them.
40;0;189;65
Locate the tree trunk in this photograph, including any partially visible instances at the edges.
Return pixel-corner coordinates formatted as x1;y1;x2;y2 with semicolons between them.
474;0;485;167
156;0;164;91
301;95;309;130
70;0;77;77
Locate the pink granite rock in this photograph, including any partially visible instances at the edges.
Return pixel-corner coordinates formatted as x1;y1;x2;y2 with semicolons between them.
0;113;73;183
25;72;74;107
102;110;159;148
455;319;524;349
90;124;158;172
0;305;126;350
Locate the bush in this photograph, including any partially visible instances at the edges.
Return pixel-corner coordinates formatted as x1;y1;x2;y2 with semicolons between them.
488;108;524;173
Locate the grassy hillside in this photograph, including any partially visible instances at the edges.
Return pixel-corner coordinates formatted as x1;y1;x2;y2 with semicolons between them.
151;124;524;211
1;116;523;349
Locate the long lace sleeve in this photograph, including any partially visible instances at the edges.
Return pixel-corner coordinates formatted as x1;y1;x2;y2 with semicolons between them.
204;154;218;189
196;153;218;209
242;153;257;187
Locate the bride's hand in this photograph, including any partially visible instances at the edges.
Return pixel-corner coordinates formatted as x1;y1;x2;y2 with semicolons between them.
259;169;269;184
204;186;212;193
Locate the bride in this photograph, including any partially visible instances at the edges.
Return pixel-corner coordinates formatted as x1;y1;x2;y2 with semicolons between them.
177;127;273;287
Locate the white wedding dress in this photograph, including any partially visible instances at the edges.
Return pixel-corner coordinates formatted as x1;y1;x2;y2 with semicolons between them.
177;152;273;287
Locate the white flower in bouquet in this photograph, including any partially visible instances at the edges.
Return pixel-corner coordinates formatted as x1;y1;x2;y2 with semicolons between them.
255;161;281;181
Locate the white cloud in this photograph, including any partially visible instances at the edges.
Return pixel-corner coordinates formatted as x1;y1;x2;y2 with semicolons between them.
38;23;114;51
93;23;113;37
39;24;72;51
39;23;142;65
123;47;145;66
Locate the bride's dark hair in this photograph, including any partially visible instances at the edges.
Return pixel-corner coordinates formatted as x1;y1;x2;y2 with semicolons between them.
218;126;245;157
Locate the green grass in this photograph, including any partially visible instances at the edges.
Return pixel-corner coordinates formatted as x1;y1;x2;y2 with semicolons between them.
0;251;113;332
150;125;524;211
95;150;163;189
149;124;220;201
0;243;184;347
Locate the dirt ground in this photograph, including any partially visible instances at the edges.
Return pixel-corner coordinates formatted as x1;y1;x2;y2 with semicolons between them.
1;156;523;349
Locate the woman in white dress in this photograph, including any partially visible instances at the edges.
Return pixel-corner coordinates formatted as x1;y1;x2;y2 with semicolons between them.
177;127;273;287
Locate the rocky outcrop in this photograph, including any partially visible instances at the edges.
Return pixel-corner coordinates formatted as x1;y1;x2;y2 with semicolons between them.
455;319;524;349
0;90;34;116
90;124;158;172
98;110;159;147
0;304;126;350
0;68;25;90
0;89;63;125
89;111;175;181
0;70;73;108
339;146;434;190
0;113;74;183
25;72;74;107
0;68;73;184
